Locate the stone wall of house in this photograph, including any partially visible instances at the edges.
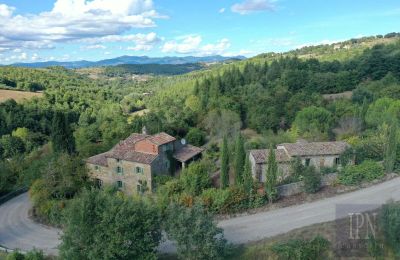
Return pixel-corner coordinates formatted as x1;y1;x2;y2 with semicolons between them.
88;158;152;195
277;173;338;197
260;162;291;182
299;155;341;171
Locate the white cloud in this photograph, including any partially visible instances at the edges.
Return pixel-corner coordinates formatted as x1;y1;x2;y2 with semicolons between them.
161;35;231;56
0;4;14;18
231;0;275;15
82;44;107;50
219;8;226;13
0;0;165;51
31;53;40;61
104;51;111;55
162;35;202;54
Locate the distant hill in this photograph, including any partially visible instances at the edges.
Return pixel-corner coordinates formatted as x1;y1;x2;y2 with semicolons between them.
103;63;205;76
252;32;400;63
10;55;246;69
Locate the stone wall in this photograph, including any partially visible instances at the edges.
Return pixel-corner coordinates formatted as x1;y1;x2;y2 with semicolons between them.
277;173;338;197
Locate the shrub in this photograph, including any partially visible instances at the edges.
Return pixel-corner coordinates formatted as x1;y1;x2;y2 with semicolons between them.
272;236;330;260
339;160;384;185
380;202;400;256
303;166;321;193
200;188;230;213
185;128;206;146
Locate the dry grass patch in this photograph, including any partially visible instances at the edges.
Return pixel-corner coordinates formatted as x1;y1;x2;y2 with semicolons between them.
0;89;43;103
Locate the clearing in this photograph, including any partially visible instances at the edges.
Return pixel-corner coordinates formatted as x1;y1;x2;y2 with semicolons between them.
0;89;43;103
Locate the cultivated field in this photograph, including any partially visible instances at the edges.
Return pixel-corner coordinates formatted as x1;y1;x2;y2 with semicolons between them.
0;89;43;103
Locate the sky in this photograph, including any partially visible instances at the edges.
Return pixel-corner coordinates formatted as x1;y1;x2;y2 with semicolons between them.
0;0;399;64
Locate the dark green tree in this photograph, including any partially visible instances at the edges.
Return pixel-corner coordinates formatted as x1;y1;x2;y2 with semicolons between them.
165;203;230;260
60;189;161;260
51;111;75;154
384;121;398;173
243;156;253;196
220;136;229;188
265;147;278;203
234;134;245;186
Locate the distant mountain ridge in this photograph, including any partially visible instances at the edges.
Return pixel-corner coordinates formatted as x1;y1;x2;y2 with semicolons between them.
10;55;246;69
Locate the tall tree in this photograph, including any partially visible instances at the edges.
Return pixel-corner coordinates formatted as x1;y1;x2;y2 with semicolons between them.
234;134;245;186
243;155;253;196
384;121;398;173
165;203;229;260
220;136;229;189
60;189;161;260
265;147;278;203
51;111;75;154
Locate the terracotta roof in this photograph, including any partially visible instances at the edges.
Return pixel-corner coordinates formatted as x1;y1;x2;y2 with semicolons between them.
109;150;157;164
173;144;204;162
86;152;109;167
279;141;349;157
250;148;291;164
147;132;176;145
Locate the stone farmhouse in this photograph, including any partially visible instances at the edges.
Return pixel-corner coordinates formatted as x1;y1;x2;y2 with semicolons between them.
249;140;351;182
86;131;204;194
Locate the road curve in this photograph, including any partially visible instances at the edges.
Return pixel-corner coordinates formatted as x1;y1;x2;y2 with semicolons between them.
1;177;400;255
0;193;60;255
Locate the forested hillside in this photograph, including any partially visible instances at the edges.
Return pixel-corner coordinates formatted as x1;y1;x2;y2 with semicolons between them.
0;34;400;225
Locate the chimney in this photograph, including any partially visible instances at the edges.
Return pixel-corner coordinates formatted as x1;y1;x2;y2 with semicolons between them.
142;126;148;135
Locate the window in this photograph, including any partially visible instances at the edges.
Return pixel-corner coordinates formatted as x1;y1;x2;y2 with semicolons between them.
305;158;311;166
116;180;123;189
116;159;121;163
116;166;123;174
95;178;103;188
95;165;99;171
335;157;340;165
136;166;144;174
137;184;142;194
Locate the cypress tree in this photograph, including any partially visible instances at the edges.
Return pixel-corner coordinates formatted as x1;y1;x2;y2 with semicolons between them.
51;111;75;154
265;147;278;203
384;121;397;173
243;155;253;195
234;134;245;186
220;136;229;189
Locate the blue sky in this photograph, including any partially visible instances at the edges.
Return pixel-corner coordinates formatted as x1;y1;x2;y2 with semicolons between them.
0;0;399;64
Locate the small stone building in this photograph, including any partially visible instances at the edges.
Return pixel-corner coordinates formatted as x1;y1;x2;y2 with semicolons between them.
249;140;351;182
86;132;203;194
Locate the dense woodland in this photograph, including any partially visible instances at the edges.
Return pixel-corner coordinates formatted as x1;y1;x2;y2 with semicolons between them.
1;35;400;259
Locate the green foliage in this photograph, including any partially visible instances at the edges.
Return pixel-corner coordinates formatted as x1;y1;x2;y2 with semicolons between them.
165;203;230;260
380;202;400;256
242;156;253;195
384;122;398;172
50;111;75;154
366;98;400;127
220;136;230;188
0;135;25;159
303;166;321;194
29;153;90;225
185;128;206;146
234;134;245;186
104;63;204;76
293;106;332;140
4;249;45;260
265;148;278;203
180;161;211;196
339;160;384;185
271;236;330;260
60;189;161;260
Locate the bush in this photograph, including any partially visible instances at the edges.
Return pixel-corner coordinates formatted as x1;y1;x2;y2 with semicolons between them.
380;202;400;256
200;188;230;213
272;236;330;260
5;249;45;260
303;166;321;193
339;160;384;185
185;128;206;146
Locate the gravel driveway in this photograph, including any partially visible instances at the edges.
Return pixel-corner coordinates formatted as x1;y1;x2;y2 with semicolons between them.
1;177;400;255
